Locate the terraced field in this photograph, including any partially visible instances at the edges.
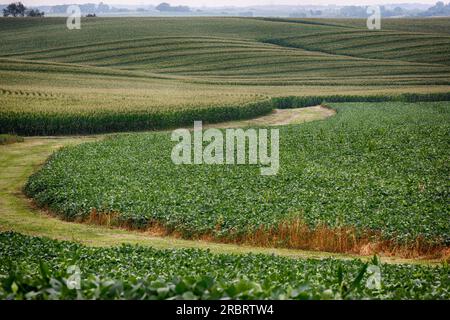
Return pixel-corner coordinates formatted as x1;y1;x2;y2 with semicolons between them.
6;35;449;82
263;30;450;65
4;18;450;68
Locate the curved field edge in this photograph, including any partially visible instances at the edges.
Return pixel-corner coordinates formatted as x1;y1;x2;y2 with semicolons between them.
1;232;449;300
0;122;442;266
1;92;450;136
23;101;450;261
0;114;382;259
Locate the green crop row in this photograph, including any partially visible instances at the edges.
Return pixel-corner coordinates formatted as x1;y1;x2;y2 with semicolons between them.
3;18;450;76
1;232;448;300
273;92;450;109
261;30;450;66
2;93;449;136
24;101;450;247
0;99;273;136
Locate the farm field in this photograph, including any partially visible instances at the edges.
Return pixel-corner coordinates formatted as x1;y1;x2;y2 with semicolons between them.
1;17;450;135
2;132;430;265
25;101;450;257
1;232;449;300
1;16;450;301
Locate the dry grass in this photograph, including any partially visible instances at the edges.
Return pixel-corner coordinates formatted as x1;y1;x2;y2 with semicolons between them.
85;210;449;261
227;219;449;260
0;134;24;145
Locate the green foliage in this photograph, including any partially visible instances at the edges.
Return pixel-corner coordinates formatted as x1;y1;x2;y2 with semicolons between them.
2;92;449;136
1;232;448;300
0;134;24;145
25;101;450;245
3;2;26;17
272;92;450;109
0;99;273;136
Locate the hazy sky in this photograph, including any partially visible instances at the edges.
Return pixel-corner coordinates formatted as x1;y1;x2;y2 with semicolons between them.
2;1;441;7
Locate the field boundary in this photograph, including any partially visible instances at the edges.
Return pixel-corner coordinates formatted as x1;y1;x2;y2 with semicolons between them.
3;137;428;265
0;113;446;265
83;209;449;261
272;92;450;109
2;92;450;136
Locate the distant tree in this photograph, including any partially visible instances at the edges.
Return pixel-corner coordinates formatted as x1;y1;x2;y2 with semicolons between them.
436;1;446;9
3;2;26;17
238;11;253;17
377;6;405;17
422;1;450;16
78;3;96;14
97;2;110;13
156;2;190;12
51;5;69;14
26;9;45;17
289;11;307;18
309;10;322;16
339;6;367;18
156;2;171;12
393;7;404;16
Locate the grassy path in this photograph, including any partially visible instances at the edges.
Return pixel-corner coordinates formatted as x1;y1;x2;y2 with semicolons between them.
204;106;336;128
0;108;439;265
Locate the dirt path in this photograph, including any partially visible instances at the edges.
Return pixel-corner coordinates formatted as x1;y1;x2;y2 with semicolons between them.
0;107;439;265
205;106;335;129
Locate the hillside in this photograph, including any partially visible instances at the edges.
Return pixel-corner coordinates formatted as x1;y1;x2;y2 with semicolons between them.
1;17;449;134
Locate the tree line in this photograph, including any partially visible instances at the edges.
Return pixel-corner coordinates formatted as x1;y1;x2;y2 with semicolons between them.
3;2;44;17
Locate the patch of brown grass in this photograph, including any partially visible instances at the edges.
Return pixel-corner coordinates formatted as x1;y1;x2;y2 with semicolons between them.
221;219;447;259
0;134;24;145
83;211;449;260
87;209;119;227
